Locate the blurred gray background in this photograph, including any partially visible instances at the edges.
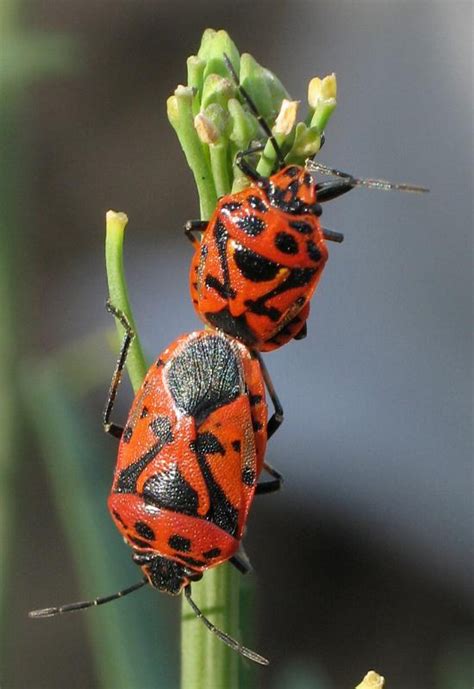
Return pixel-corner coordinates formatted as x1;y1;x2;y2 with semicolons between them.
7;1;472;688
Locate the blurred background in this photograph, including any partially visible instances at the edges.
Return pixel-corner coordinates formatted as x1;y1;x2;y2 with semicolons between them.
2;1;472;688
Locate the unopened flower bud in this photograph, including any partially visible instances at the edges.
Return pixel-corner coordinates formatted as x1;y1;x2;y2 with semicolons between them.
308;73;337;108
355;671;385;689
194;112;220;144
274;99;299;136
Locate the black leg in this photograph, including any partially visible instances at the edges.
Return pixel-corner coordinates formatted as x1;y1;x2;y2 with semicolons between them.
235;145;269;187
256;462;284;495
293;322;307;340
322;228;344;243
254;351;284;439
224;53;285;169
184;220;208;246
230;551;253;575
103;301;135;440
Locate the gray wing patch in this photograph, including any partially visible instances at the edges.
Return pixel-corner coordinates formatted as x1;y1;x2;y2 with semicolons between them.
166;335;243;423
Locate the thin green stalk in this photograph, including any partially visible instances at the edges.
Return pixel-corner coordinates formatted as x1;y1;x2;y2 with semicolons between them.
168;29;339;689
168;88;217;219
210;141;231;197
105;210;147;390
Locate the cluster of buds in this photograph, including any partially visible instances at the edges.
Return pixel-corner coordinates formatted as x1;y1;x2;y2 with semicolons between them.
167;28;337;217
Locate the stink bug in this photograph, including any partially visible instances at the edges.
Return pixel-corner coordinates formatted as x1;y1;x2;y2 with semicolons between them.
29;303;283;665
186;54;428;352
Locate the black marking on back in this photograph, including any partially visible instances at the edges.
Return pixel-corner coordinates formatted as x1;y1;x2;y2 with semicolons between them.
166;335;243;423
244;298;281;322
122;426;133;443
179;555;206;568
244;266;316;321
242;467;256;486
194;431;239;537
135;521;155;541
221;201;242;212
267;183;312;216
231;439;241;452
129;536;153;549
307;239;322;262
236;215;266;236
140;406;149;419
205;274;235;301
275;232;298;255
142;463;199;516
233;245;280;283
289;220;313;235
205;307;257;345
205;217;236;300
203;547;221;559
112;510;127;527
149;416;174;443
168;534;191;552
285;166;300;178
247;195;268;213
115;432;174;494
249;394;262;406
252;420;263;432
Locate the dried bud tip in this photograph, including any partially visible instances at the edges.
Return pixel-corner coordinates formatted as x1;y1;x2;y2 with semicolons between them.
273;99;299;136
308;73;337;108
355;671;385;689
175;84;194;99
194;112;220;144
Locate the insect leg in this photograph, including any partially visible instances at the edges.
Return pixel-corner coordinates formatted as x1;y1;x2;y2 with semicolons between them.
235;144;269;186
184;220;208;246
103;301;135;440
224;53;285;169
256;461;284;495
254;351;284;439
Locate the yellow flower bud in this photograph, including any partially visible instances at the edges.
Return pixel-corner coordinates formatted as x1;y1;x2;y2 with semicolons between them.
308;73;337;108
355;670;385;689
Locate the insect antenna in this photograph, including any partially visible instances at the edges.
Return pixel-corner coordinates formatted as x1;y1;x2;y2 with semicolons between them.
184;585;269;666
306;160;429;193
29;577;148;618
223;52;285;169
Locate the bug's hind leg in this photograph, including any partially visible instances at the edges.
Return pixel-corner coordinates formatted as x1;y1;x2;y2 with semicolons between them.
254;352;284;439
103;301;135;440
255;462;284;495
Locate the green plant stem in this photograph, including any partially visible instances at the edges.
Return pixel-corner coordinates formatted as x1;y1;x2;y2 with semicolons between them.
105;211;147;390
182;565;241;689
168;88;217;219
210;141;231;197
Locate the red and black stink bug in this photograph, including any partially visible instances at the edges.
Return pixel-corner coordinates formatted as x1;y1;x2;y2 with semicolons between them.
29;303;284;665
186;54;428;352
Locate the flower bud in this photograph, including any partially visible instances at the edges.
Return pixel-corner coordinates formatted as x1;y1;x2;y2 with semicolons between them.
355;671;385;689
308;73;337;109
274;99;299;136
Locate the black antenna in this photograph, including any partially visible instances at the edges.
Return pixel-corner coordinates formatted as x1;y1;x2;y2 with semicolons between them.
306;160;429;193
184;585;269;666
29;578;148;618
223;53;285;169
